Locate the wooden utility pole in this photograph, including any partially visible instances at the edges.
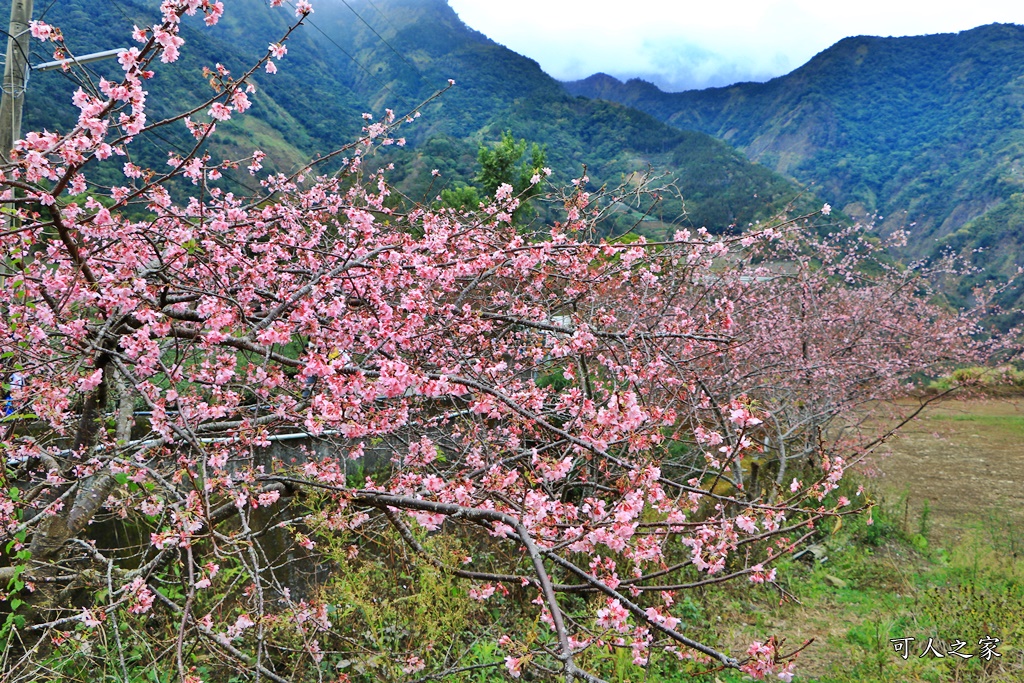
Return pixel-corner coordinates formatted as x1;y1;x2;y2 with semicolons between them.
0;0;33;163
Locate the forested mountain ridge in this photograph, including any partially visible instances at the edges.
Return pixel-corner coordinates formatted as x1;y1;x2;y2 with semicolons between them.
7;0;812;234
565;23;1024;291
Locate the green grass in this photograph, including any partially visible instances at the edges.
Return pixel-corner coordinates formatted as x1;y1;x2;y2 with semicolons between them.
930;413;1024;434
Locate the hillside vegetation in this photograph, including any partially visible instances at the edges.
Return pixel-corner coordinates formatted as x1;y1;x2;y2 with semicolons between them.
565;24;1024;303
11;0;813;234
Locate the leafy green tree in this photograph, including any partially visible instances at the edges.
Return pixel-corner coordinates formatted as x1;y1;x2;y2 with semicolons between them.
439;131;546;223
476;130;547;223
439;183;482;212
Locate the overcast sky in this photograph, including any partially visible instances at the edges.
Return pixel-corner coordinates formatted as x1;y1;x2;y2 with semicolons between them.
446;0;1024;91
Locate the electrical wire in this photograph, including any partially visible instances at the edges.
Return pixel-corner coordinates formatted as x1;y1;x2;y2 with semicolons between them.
0;27;33;94
36;0;60;22
0;26;33;160
362;0;405;37
336;0;418;73
122;0;423;109
282;4;400;100
108;0;144;27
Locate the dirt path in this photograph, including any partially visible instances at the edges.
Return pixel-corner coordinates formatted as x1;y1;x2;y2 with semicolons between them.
871;397;1024;536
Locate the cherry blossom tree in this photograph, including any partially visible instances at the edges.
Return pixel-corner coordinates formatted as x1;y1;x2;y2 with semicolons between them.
677;226;985;494
0;2;982;682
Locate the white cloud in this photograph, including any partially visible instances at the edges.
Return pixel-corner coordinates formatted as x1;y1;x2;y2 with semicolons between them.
447;0;1024;90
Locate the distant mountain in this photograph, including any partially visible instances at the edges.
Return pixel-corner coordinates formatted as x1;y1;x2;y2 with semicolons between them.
566;24;1024;299
9;0;811;235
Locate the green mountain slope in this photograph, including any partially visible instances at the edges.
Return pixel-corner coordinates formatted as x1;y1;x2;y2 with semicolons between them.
8;0;810;234
565;24;1024;271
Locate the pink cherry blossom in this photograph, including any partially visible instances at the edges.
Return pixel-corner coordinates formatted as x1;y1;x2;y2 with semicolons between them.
29;20;53;40
208;102;232;121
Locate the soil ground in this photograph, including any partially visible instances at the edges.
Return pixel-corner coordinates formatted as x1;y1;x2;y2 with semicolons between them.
872;397;1024;537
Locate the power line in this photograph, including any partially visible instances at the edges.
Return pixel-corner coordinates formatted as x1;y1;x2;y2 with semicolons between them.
350;0;434;94
105;0;387;182
362;0;404;37
114;0;398;103
0;27;31;83
124;0;424;112
36;0;58;22
0;0;35;163
279;2;400;101
336;0;417;73
108;0;138;25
